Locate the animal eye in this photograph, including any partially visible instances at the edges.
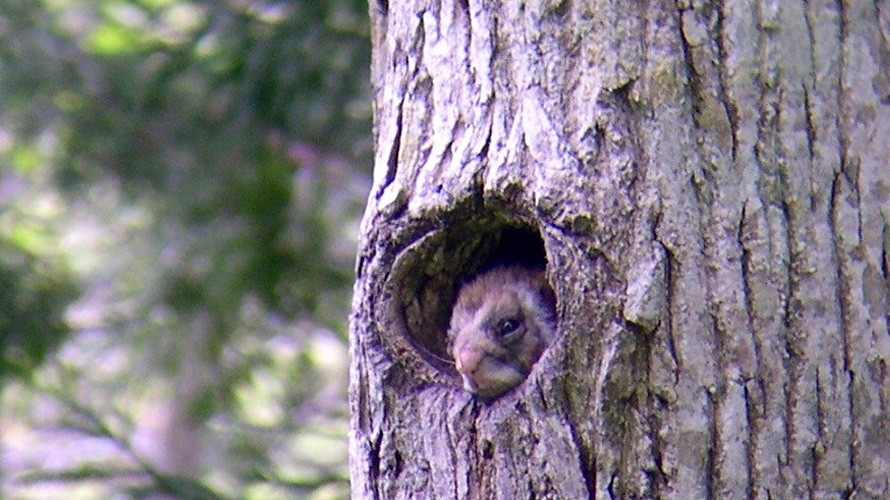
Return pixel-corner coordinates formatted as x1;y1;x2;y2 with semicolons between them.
496;318;520;336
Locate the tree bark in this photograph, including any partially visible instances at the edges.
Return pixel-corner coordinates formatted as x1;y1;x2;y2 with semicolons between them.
350;0;890;498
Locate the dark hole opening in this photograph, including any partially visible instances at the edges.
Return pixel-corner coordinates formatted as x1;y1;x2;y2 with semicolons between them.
473;225;548;275
401;221;548;377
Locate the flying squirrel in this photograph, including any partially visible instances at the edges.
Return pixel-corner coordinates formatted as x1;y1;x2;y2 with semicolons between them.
448;265;557;399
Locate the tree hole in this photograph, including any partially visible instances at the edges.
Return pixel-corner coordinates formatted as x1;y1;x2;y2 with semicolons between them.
393;221;549;381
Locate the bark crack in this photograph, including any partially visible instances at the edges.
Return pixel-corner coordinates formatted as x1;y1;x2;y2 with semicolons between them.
714;5;740;162
877;1;890;105
737;201;758;364
882;218;890;339
706;386;718;500
779;193;798;488
707;309;730;500
607;469;619;500
737;201;760;500
831;20;869;494
829;173;851;373
658;241;681;382
370;429;383;500
382;98;405;195
812;368;824;500
802;85;816;168
829;168;859;497
676;3;699;122
567;422;596;499
645;394;669;498
743;382;759;500
781;373;795;487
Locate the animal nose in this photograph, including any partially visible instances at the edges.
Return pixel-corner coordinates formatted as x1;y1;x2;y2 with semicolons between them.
455;346;484;375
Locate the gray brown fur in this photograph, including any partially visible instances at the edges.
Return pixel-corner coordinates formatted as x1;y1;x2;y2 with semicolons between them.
448;266;557;399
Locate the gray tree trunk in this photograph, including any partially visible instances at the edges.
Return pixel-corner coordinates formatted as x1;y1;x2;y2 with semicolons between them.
349;0;890;498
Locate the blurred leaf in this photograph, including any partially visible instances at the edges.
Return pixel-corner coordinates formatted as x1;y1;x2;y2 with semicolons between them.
12;145;42;174
87;22;144;54
0;241;79;378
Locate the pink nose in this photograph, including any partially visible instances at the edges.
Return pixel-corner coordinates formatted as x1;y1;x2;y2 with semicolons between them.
455;346;484;375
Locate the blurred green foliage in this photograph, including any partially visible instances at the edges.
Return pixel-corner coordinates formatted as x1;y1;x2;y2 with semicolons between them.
0;229;79;378
0;0;371;498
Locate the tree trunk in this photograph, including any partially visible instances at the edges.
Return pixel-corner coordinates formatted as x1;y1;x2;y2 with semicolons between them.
349;0;890;498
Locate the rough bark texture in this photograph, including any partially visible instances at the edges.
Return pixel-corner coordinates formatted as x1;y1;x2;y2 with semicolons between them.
349;0;890;498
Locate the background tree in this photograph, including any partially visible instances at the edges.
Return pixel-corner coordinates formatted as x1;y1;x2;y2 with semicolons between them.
0;0;371;498
350;0;890;498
